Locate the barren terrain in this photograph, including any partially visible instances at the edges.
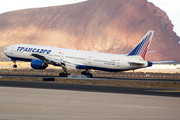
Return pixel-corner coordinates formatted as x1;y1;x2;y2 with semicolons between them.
0;0;179;62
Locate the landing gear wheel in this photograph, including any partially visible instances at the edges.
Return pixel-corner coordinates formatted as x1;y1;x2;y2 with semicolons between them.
59;72;69;77
89;74;93;78
81;69;93;78
13;60;17;68
13;64;17;68
81;71;86;75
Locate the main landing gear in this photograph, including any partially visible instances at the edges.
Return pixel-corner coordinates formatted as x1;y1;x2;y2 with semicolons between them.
81;69;93;78
59;69;93;78
13;61;17;68
59;66;70;77
59;72;69;77
58;66;93;78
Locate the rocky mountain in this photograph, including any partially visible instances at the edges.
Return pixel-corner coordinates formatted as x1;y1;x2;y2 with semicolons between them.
0;0;179;62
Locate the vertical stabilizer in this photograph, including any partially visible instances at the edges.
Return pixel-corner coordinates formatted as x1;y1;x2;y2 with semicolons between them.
127;30;154;60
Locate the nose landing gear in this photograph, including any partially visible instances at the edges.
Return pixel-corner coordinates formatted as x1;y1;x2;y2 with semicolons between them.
13;61;17;68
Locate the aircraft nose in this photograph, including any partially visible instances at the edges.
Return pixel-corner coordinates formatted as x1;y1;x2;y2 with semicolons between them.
4;48;8;56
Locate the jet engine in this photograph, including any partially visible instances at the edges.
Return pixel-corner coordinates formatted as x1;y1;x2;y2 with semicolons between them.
31;59;48;70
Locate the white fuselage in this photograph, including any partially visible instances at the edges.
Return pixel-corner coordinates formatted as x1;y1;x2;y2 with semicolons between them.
4;44;149;72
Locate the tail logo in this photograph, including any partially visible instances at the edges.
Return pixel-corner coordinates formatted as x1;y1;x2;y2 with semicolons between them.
128;31;154;60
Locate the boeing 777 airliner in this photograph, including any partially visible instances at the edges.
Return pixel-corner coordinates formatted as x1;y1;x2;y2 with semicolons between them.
4;30;154;77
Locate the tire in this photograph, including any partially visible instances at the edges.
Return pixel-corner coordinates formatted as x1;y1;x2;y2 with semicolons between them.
81;71;86;75
59;73;68;77
59;73;64;77
90;74;93;78
64;74;68;77
13;65;17;68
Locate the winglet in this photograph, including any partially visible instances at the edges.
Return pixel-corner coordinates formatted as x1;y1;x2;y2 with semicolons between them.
128;30;154;60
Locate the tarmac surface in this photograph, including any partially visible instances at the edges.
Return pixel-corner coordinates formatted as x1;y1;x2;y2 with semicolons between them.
0;80;180;97
0;75;180;120
0;86;180;120
0;74;180;82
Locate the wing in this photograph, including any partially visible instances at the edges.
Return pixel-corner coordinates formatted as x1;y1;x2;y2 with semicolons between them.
31;54;60;65
31;54;77;70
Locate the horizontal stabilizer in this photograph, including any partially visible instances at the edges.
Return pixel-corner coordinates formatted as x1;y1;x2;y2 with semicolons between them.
147;51;156;53
152;61;174;64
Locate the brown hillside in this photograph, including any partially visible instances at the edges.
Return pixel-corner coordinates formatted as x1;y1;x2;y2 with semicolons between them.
0;0;179;62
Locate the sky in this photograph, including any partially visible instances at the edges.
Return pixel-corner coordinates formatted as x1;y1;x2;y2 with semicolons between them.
0;0;179;37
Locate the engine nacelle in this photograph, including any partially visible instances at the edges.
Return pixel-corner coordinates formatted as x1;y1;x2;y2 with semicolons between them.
31;59;48;70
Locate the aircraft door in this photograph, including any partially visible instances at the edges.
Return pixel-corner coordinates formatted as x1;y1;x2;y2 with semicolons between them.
60;53;64;61
88;56;92;64
116;60;120;67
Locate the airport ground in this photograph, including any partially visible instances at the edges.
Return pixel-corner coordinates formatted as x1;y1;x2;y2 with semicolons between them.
1;67;180;79
1;74;180;89
0;61;180;89
0;62;180;120
0;79;180;120
0;86;180;120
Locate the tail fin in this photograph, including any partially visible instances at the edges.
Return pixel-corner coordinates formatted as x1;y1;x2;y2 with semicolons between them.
127;30;154;60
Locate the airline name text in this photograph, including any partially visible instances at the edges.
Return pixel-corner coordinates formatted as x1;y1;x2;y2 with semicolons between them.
17;47;51;54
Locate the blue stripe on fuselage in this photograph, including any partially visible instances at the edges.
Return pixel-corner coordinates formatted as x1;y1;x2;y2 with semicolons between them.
76;65;129;72
7;56;33;62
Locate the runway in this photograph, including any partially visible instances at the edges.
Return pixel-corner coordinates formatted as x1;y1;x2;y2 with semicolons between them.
0;74;180;82
0;80;180;97
0;76;180;120
0;74;180;97
0;86;180;120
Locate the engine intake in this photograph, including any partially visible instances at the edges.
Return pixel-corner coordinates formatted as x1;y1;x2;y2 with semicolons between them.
31;59;48;70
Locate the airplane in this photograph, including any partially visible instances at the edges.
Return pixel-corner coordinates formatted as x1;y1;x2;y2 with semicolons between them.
4;30;155;77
